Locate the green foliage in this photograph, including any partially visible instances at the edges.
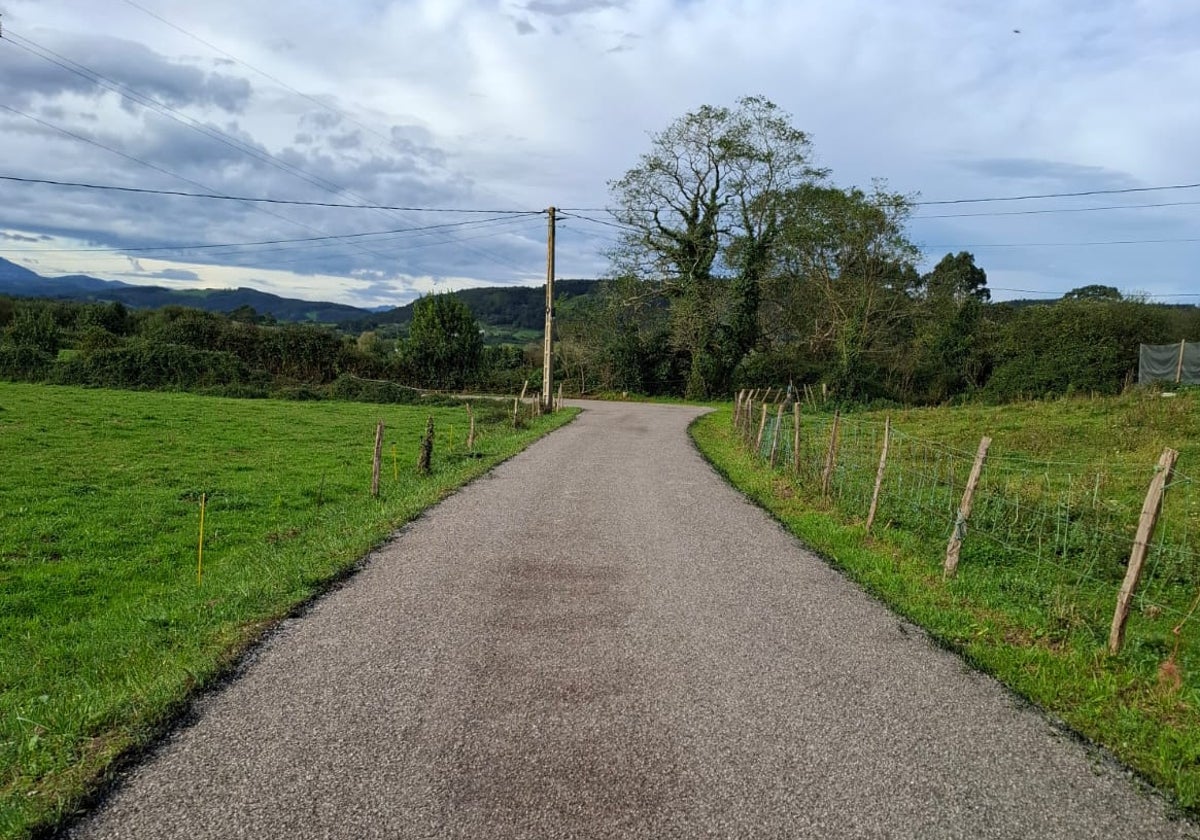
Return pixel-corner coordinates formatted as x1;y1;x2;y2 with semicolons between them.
330;374;420;404
986;299;1171;400
56;339;249;390
401;293;483;389
2;306;61;355
607;96;826;398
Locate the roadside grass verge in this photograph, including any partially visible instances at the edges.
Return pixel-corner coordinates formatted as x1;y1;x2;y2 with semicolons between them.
691;393;1200;814
0;383;575;839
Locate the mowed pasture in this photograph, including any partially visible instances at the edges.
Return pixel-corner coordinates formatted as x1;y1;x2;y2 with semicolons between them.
0;383;574;838
694;388;1200;811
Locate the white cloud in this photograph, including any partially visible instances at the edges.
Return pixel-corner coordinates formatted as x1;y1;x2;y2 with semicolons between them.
0;0;1196;304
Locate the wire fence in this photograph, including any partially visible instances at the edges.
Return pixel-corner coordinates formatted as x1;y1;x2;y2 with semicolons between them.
732;390;1200;666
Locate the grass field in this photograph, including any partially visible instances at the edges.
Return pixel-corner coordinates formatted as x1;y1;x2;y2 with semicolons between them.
692;389;1200;813
0;383;574;839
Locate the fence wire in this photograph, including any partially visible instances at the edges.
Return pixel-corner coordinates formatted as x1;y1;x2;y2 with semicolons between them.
731;392;1200;656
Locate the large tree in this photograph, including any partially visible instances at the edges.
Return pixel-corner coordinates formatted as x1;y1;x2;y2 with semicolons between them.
402;293;483;389
608;96;826;398
765;182;920;399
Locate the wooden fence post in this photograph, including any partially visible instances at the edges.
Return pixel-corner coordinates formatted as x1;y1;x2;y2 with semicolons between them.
769;402;784;467
755;403;769;455
513;380;528;427
371;420;385;497
792;402;801;474
465;403;476;452
733;389;744;428
866;416;891;532
417;416;434;476
1109;447;1179;653
1176;339;1186;384
821;410;841;497
943;435;992;579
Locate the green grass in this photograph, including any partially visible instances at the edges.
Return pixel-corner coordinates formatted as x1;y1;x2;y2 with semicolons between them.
0;383;575;839
692;390;1200;814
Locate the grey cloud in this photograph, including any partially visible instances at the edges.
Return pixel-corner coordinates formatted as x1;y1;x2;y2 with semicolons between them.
0;232;42;242
148;269;201;281
0;33;251;113
954;158;1136;189
303;111;343;131
329;131;364;151
514;18;537;35
525;0;627;16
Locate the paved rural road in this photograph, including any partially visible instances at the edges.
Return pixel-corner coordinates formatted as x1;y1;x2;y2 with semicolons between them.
73;401;1196;839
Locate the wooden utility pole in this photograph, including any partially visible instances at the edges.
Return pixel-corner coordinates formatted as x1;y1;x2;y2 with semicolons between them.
542;206;556;411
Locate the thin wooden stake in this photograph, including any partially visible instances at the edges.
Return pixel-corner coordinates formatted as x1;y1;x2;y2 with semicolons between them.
944;435;992;579
370;420;385;497
755;403;769;455
866;417;891;532
792;402;801;474
734;389;745;427
821;410;841;496
743;397;753;439
768;402;784;467
1176;339;1187;384
465;403;476;452
197;492;206;586
1109;447;1179;653
513;379;528;427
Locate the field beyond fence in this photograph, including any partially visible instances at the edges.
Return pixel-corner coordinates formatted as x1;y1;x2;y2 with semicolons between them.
695;388;1200;810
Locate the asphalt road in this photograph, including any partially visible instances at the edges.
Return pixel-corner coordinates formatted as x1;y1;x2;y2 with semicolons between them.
73;400;1197;839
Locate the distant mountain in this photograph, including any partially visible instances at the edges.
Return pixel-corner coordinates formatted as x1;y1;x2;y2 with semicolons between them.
0;257;603;332
349;279;600;332
0;257;372;323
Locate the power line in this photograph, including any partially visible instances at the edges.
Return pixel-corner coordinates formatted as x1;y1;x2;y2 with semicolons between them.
914;199;1200;220
0;214;540;254
915;182;1200;206
0;174;538;214
561;182;1200;216
118;0;406;157
0;28;535;273
989;287;1200;300
920;237;1200;248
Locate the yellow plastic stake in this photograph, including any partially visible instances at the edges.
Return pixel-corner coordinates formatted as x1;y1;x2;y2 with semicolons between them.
197;492;206;586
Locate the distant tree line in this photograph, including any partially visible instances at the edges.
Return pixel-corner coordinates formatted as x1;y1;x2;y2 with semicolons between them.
0;294;538;400
555;97;1200;404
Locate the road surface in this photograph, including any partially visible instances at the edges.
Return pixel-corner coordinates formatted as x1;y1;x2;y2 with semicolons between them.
72;400;1196;839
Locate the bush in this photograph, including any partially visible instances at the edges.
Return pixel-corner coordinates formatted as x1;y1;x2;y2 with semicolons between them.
56;340;249;390
0;345;54;381
330;374;421;404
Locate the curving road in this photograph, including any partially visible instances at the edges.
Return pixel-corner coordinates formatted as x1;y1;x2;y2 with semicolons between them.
73;400;1197;839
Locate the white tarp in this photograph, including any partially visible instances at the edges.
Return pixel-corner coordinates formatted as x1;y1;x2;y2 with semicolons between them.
1139;341;1200;385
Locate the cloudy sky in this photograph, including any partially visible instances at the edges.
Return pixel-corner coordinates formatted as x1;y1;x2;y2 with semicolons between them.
1;0;1198;308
